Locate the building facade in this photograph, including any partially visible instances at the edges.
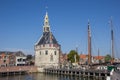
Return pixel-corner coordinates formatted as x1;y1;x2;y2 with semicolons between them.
9;53;16;66
0;51;26;67
0;52;10;67
93;56;105;64
35;12;61;72
15;51;26;66
79;54;88;65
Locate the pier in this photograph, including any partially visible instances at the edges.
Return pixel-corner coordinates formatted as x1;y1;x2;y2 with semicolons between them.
44;68;110;78
0;66;37;76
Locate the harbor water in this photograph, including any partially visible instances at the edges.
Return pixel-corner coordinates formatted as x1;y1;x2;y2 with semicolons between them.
0;73;106;80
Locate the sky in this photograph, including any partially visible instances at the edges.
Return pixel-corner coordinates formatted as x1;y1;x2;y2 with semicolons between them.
0;0;120;57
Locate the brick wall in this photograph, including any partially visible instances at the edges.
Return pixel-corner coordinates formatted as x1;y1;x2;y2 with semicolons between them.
0;66;38;73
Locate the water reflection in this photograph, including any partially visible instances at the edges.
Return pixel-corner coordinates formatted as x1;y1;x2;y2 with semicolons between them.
0;73;104;80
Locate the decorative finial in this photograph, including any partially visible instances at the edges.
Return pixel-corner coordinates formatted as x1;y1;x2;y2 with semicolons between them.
45;6;48;13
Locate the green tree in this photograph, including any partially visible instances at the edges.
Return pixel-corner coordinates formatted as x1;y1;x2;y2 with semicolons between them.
105;54;112;62
67;50;79;63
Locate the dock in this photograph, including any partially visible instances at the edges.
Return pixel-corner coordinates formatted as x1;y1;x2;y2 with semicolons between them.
44;68;110;78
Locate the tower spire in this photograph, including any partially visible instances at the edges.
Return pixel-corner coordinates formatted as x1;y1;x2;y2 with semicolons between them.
43;12;50;32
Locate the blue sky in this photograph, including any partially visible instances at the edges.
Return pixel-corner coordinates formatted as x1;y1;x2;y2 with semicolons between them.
0;0;120;57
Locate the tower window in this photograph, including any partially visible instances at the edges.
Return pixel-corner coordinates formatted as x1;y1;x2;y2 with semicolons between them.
43;44;45;47
45;50;48;55
50;54;53;61
40;51;41;55
54;51;57;55
3;60;6;63
46;22;48;25
49;44;51;47
46;27;49;31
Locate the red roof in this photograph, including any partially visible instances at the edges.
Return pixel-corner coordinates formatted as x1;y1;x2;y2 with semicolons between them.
94;56;104;60
80;54;88;59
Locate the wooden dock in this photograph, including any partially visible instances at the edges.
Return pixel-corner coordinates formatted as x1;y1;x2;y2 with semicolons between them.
44;68;110;78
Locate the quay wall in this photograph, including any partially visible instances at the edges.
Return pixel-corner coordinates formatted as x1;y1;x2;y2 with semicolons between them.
0;66;38;73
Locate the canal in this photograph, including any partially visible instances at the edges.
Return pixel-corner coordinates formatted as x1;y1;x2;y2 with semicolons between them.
0;73;106;80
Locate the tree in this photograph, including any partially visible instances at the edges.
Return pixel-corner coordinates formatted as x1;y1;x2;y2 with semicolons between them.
105;54;112;62
67;50;79;63
26;55;32;60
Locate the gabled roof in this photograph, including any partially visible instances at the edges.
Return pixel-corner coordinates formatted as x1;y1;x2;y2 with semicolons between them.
36;32;59;45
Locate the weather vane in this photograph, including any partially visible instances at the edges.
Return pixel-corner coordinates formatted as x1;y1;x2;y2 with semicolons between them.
45;6;48;12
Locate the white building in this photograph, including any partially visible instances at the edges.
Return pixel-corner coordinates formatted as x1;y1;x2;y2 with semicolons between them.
15;51;26;66
35;12;61;72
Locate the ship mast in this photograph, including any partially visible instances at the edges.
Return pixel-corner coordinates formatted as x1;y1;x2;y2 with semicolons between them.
98;48;100;64
110;18;114;64
88;21;92;65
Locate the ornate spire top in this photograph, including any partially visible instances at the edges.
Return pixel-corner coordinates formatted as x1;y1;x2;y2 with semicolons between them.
43;12;50;32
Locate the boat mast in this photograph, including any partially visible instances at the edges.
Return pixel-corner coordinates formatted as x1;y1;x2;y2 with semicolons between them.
88;21;92;65
110;18;114;64
98;48;100;64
